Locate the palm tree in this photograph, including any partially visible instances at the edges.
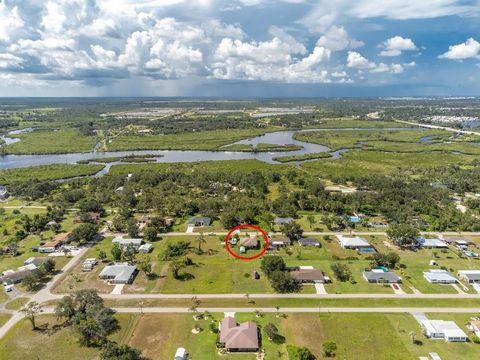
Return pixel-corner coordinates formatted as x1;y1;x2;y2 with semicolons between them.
196;232;206;254
409;331;417;344
275;305;280;318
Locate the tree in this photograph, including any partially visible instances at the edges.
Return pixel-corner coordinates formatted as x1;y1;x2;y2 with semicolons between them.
370;252;400;269
330;263;351;282
55;295;76;323
98;250;107;262
126;218;139;238
22;271;42;291
111;243;122;262
282;221;303;242
264;323;278;340
20;301;43;330
260;256;286;277
136;254;152;278
296;347;316;360
269;270;300;293
323;340;337;357
143;226;157;242
40;257;56;274
306;215;315;230
195;233;206;254
387;224;419;248
70;223;98;244
171;260;185;279
220;211;240;230
100;341;142;360
122;244;136;263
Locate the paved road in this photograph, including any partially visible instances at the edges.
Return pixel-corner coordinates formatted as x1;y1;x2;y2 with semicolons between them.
395;119;480;135
160;231;480;237
95;293;480;300
37;306;480;314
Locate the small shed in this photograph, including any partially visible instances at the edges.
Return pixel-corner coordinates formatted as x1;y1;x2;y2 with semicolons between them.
174;347;187;360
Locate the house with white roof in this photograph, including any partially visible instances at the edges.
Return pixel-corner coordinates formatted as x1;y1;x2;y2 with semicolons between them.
337;236;375;252
421;319;467;342
418;238;448;249
99;263;137;284
112;237;143;249
423;270;457;284
457;270;480;284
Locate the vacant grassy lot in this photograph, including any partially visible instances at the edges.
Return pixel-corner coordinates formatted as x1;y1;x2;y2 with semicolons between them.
0;164;104;184
301;150;478;177
0;313;11;327
5;129;98;154
4;297;29;310
0;314;135;360
107;128;276;151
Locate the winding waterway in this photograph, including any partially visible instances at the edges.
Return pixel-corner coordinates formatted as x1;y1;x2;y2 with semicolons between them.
0;127;424;173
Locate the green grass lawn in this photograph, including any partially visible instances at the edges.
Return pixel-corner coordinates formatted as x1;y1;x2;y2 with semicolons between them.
107;128;276;151
0;313;12;328
301;150;478;178
0;164;104;184
4;128;98;154
0;314;135;360
4;297;29;310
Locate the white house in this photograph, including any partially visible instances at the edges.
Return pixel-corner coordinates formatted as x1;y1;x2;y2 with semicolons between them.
457;270;480;284
423;270;457;284
421;320;467;342
469;320;480;337
337;236;375;252
418;238;448;249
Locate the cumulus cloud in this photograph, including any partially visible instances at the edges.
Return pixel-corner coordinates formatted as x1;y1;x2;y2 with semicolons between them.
0;4;25;42
347;51;414;74
316;26;363;52
212;29;331;82
439;38;480;60
379;36;417;56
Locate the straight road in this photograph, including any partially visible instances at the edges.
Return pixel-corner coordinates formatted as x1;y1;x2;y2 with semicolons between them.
37;306;480;314
160;231;480;236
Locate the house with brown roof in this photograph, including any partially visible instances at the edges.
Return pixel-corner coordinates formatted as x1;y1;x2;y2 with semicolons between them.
239;235;259;249
290;268;326;283
39;233;71;253
219;316;259;353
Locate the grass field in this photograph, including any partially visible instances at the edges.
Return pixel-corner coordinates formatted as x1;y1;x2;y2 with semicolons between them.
301;150;478;177
5;129;98;154
107;128;276;151
0;164;104;184
0;314;135;360
4;297;29;310
272;152;331;163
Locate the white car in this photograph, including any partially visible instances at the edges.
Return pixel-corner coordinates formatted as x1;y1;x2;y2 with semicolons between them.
4;284;13;292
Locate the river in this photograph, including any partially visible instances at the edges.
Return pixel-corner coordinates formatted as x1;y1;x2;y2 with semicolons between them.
0;127;424;173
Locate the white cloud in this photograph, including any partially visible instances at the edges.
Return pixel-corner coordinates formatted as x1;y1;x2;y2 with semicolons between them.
439;38;480;60
0;4;25;42
316;26;363;52
379;36;417;56
212;31;331;83
347;51;413;74
0;53;23;69
300;0;479;33
347;51;375;69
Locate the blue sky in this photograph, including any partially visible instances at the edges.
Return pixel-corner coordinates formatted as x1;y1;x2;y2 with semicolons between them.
0;0;480;97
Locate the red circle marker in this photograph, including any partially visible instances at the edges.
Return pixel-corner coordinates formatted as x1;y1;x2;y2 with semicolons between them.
225;224;269;261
